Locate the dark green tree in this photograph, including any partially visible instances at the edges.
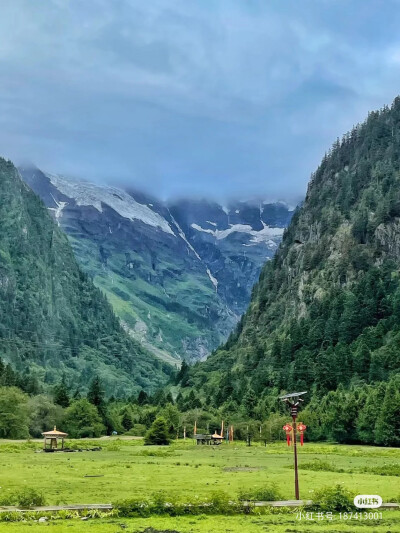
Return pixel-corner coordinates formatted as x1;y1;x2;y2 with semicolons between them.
63;398;105;438
375;377;400;446
144;416;170;445
87;376;106;417
53;376;70;408
137;390;149;406
243;387;257;417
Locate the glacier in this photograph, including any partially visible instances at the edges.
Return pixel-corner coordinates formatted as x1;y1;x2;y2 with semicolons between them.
46;172;175;235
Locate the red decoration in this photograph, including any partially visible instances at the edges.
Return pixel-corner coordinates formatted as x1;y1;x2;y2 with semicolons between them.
297;422;307;446
282;423;293;446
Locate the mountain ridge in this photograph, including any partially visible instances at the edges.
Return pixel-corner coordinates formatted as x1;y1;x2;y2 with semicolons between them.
182;98;400;445
0;158;172;396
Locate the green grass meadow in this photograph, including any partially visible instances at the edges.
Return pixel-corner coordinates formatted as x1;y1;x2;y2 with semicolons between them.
0;439;398;532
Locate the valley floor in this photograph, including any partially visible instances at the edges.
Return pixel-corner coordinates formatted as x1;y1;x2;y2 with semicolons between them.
0;440;398;531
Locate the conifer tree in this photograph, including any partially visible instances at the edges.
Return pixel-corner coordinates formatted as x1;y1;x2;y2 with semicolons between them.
87;376;106;417
375;377;400;446
53;375;70;408
144;416;170;445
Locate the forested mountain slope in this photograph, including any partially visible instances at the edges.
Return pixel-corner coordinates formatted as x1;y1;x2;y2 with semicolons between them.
184;98;400;445
0;159;172;395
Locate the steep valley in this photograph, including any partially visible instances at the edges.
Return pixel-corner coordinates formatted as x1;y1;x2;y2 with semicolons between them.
20;166;294;363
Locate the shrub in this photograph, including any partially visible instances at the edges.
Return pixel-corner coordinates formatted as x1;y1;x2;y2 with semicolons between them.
144;417;170;445
360;463;400;477
115;491;246;517
298;460;340;472
238;483;282;502
208;491;232;513
312;484;354;512
106;442;121;452
0;487;46;508
139;449;172;457
114;497;151;517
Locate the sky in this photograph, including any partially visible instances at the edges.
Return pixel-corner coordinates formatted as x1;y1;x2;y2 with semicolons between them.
2;1;400;202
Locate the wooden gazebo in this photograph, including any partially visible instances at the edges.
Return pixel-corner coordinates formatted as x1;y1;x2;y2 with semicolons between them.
211;432;224;445
42;426;68;452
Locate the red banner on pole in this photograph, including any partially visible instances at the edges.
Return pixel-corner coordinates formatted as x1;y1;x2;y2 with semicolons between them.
282;424;293;446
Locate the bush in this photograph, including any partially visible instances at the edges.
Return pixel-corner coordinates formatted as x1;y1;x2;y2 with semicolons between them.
312;484;354;512
16;487;46;508
208;491;232;513
114;498;151;517
298;460;340;472
115;490;243;517
238;483;282;502
144;417;170;445
139;449;172;457
0;487;46;508
360;463;400;476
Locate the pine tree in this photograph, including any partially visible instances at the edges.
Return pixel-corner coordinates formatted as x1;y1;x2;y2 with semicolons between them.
339;293;361;344
144;417;170;445
87;376;106;417
121;407;135;431
243;387;257;417
175;361;190;386
137;390;149;406
53;376;70;408
375;377;400;446
356;383;385;443
353;343;371;380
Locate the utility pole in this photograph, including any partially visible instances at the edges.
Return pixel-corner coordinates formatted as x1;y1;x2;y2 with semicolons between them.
279;391;307;500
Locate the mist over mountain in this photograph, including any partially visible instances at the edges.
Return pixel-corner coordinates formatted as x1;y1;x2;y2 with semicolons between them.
20;166;294;363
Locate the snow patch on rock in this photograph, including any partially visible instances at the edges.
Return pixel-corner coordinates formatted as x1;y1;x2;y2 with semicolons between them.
191;222;284;244
46;173;175;235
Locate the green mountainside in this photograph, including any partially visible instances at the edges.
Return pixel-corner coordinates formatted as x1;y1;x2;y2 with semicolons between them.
183;98;400;446
0;159;172;395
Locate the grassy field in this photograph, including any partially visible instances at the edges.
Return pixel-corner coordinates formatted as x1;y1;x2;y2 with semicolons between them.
2;513;400;533
0;439;398;532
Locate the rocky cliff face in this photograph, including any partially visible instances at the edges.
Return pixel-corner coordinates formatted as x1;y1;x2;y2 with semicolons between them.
20;166;294;362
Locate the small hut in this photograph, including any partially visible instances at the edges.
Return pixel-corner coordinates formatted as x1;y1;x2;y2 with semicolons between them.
42;426;68;452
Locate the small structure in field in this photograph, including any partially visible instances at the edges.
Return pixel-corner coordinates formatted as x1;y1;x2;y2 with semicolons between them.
211;432;224;445
194;433;211;445
42;426;68;452
194;432;224;445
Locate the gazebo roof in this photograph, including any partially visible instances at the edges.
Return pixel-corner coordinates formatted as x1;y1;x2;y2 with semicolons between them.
42;426;68;437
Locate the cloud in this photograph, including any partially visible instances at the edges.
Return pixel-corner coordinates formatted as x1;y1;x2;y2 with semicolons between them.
1;0;400;201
